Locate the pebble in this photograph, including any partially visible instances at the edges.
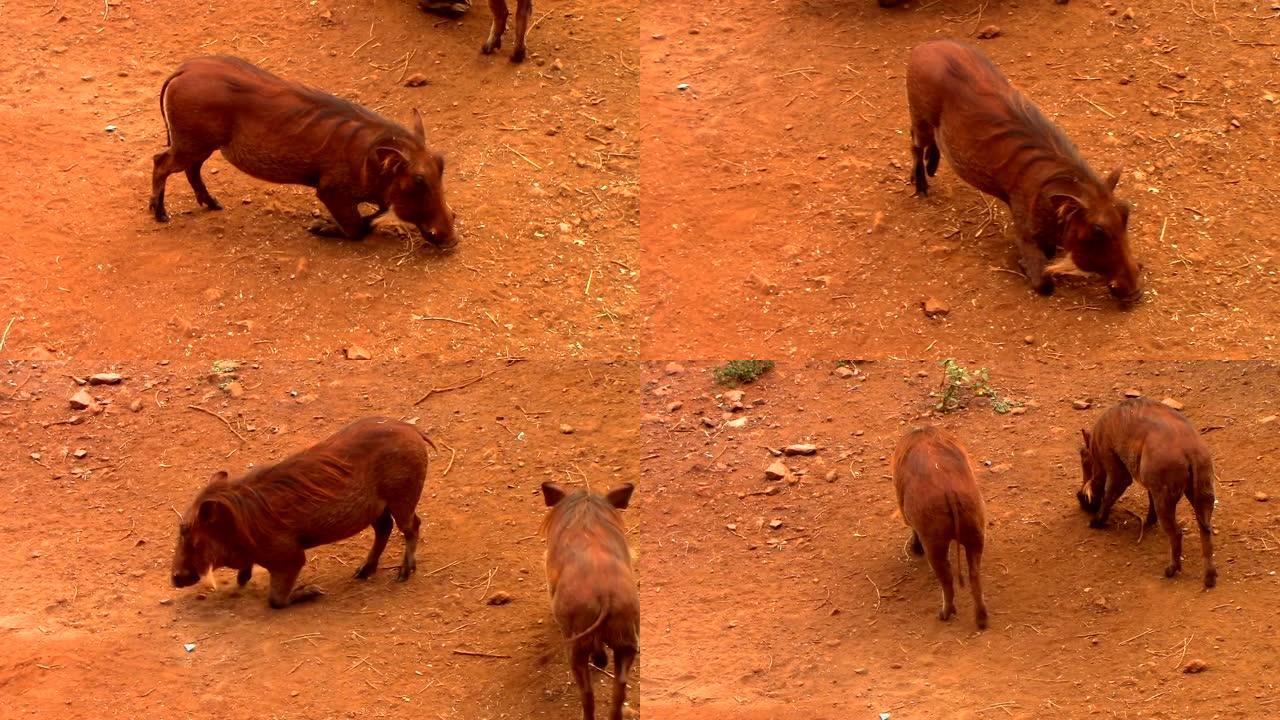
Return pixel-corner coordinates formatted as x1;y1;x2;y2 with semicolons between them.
724;417;747;429
1010;407;1027;416
1161;397;1184;411
1072;400;1091;410
89;373;123;385
764;462;788;481
73;449;88;459
976;24;1001;39
768;519;783;530
403;73;429;87
834;366;856;379
344;346;371;360
550;59;564;72
69;390;94;410
1183;659;1208;674
129;398;143;413
641;413;664;424
784;444;817;456
665;362;685;375
1124;389;1142;398
667;401;683;412
1260;415;1277;424
486;591;513;606
825;470;838;482
559;424;575;434
921;297;949;318
701;417;716;428
1023;335;1036;345
225;381;245;399
158;598;172;606
1256;492;1270;503
749;272;778;295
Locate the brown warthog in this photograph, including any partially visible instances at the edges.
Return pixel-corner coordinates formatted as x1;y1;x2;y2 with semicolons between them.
171;417;436;608
906;39;1139;302
1078;398;1217;588
892;427;989;629
541;482;638;720
480;0;534;63
150;56;457;248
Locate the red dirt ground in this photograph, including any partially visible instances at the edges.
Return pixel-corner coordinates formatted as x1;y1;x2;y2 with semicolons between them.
640;359;1279;719
3;0;638;362
1;359;639;718
640;1;1280;360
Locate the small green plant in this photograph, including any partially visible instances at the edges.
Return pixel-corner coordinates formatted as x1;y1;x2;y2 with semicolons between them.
712;360;776;386
936;359;1014;414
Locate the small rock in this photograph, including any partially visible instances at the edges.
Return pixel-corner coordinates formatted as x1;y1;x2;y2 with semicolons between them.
225;381;245;399
183;643;197;653
749;272;778;295
72;449;88;459
854;667;868;675
1121;7;1135;20
641;413;664;424
1023;335;1035;345
976;24;1001;39
158;598;172;606
89;373;123;386
667;401;683;412
344;346;371;360
1072;400;1091;410
403;73;429;87
69;390;94;410
664;362;684;376
1260;415;1277;424
701;417;716;428
825;470;838;482
764;462;788;481
1124;389;1142;398
768;519;784;530
726;523;737;531
1256;492;1270;503
486;591;513;606
559;424;575;434
1183;659;1208;674
834;366;856;379
922;298;949;318
129;398;143;413
1161;397;1184;411
783;444;817;456
724;390;745;405
724;417;747;429
1010;407;1027;416
550;58;564;72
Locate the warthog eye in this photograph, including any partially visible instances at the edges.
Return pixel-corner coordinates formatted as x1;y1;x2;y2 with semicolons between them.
412;173;427;187
1090;224;1109;243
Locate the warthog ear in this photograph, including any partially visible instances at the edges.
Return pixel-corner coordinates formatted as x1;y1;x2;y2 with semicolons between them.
374;146;410;173
209;470;229;484
1104;166;1122;191
411;108;426;141
1080;429;1091;447
605;483;635;510
196;498;229;529
541;482;567;507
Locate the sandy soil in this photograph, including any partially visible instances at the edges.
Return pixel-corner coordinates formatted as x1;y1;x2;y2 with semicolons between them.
640;0;1280;360
0;359;639;718
2;0;638;362
640;359;1280;719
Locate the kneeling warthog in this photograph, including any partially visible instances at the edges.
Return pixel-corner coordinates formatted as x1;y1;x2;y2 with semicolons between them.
171;417;436;608
150;55;457;249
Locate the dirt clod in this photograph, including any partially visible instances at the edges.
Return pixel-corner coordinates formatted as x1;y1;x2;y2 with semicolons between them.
486;591;513;606
1183;659;1208;674
922;298;949;318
